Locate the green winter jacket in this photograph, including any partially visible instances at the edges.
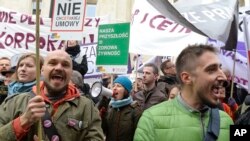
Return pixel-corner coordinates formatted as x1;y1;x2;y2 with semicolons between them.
0;92;104;141
134;96;233;141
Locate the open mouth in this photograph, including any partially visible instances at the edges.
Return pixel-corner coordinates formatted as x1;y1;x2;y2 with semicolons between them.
211;81;225;97
112;92;118;98
51;74;64;82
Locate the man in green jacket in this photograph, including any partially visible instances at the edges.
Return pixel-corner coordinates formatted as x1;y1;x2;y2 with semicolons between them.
0;50;104;141
134;44;233;141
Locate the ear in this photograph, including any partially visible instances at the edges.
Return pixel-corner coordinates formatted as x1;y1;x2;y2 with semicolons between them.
180;71;192;85
154;74;159;80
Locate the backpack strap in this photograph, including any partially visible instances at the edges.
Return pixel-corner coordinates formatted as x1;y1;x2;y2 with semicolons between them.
204;108;220;141
30;91;61;141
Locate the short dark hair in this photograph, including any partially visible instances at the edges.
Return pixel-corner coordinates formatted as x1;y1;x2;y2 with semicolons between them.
144;63;159;75
160;59;171;75
175;44;218;85
0;57;10;62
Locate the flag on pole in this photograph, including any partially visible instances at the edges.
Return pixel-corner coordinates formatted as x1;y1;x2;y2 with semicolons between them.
148;0;239;51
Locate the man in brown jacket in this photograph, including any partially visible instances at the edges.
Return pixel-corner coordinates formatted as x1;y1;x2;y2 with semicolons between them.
133;63;167;110
0;50;104;141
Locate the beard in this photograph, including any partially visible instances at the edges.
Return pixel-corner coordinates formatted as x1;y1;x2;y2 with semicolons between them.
198;91;219;108
44;80;68;96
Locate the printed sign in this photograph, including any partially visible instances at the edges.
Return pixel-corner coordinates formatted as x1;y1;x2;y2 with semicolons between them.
96;23;130;74
51;0;86;40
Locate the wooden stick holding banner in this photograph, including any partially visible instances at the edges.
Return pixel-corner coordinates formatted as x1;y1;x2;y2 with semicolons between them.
134;54;140;92
240;16;250;114
230;49;237;98
243;16;250;93
35;0;42;140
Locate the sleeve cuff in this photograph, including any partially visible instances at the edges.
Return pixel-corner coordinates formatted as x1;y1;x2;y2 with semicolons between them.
12;117;30;140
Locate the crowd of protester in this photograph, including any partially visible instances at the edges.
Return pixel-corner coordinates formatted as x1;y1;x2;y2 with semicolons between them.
0;43;250;141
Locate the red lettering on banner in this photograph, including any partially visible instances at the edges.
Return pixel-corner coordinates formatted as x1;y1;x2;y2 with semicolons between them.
0;32;62;51
9;12;16;24
234;76;248;85
0;32;6;48
95;18;100;27
84;18;101;27
46;37;57;51
20;14;44;25
221;49;246;65
0;11;17;24
14;32;24;48
5;34;13;46
25;33;35;49
134;10;191;33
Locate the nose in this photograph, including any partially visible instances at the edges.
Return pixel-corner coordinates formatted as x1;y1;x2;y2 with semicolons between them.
54;63;63;70
19;65;26;71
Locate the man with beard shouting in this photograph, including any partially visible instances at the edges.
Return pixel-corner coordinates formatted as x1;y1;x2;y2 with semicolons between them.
0;50;104;141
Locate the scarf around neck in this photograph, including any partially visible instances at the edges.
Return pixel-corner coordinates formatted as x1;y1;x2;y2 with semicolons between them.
8;80;36;96
110;96;133;108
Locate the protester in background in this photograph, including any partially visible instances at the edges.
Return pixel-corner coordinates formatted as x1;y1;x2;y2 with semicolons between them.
217;87;238;121
168;84;180;100
223;68;248;105
0;57;11;104
159;59;178;85
131;76;144;97
235;95;250;125
7;53;44;96
71;70;91;98
134;44;233;141
65;40;88;76
0;50;104;141
133;63;167;110
1;67;15;86
100;76;142;141
157;59;179;97
0;57;11;80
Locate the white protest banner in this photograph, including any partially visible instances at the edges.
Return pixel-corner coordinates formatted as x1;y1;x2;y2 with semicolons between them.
129;0;208;56
51;0;86;40
0;7;107;78
219;49;248;90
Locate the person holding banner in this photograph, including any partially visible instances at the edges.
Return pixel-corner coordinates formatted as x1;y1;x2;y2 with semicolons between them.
134;44;233;141
65;40;88;76
0;50;104;141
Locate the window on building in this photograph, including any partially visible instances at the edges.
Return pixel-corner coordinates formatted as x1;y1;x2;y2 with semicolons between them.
86;4;96;17
32;0;42;15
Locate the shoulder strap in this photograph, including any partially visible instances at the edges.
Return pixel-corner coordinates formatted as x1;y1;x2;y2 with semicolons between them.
204;108;220;141
30;91;61;140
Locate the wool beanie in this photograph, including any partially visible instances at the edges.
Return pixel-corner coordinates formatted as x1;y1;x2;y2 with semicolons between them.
114;76;132;93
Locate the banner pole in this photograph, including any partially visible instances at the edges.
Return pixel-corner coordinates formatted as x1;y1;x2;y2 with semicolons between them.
243;17;250;93
230;49;237;98
35;0;42;140
134;54;139;92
